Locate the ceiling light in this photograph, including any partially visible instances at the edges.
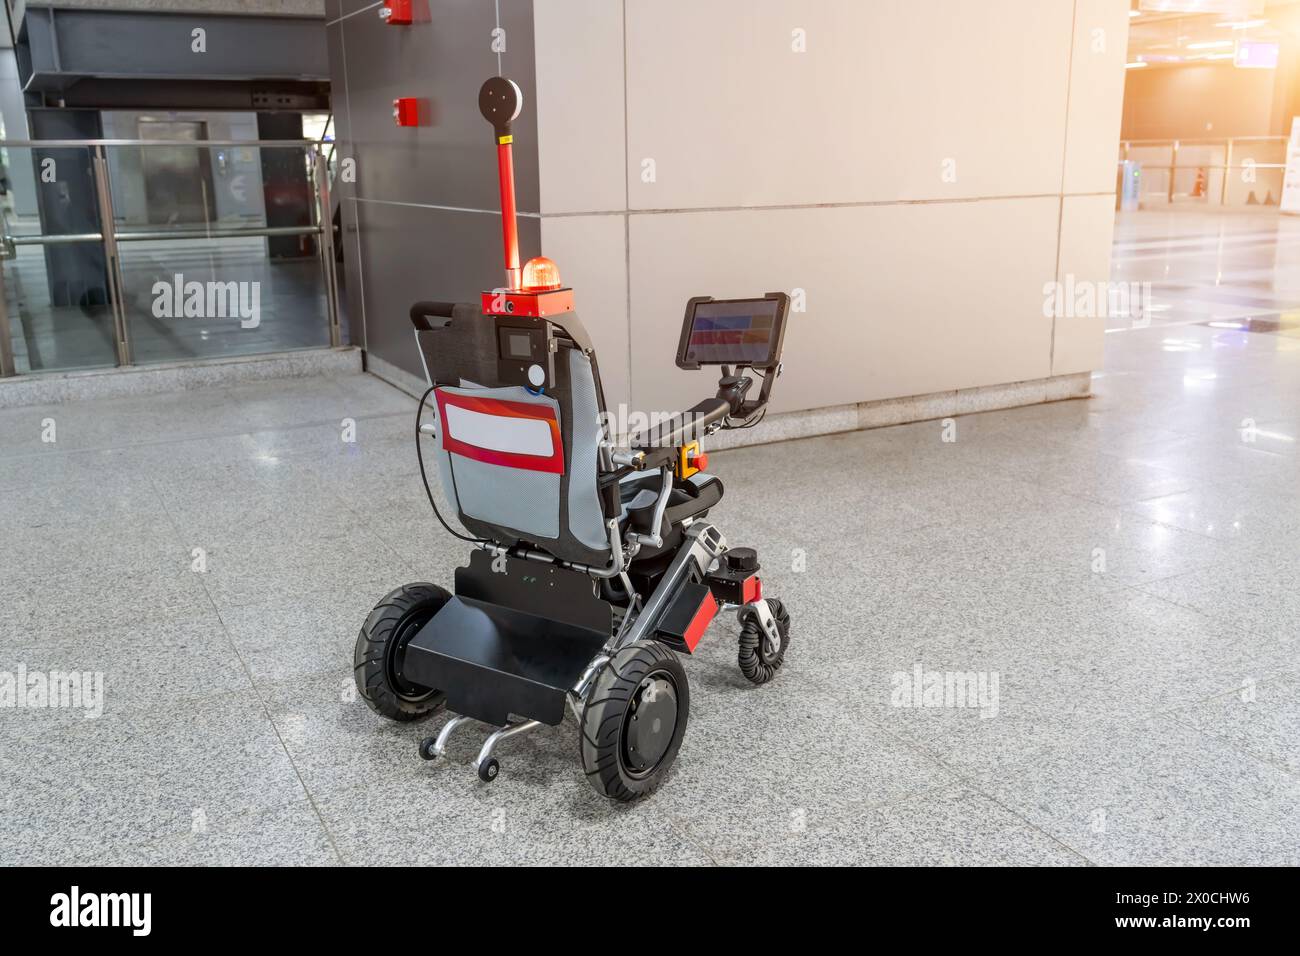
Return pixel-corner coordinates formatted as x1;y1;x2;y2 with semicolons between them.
1214;19;1268;29
1126;61;1150;68
1187;40;1234;49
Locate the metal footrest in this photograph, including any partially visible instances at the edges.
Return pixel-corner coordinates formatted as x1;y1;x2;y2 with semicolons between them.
419;714;544;783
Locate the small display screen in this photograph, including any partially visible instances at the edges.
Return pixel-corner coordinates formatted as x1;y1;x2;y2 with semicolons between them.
504;331;533;360
684;299;778;366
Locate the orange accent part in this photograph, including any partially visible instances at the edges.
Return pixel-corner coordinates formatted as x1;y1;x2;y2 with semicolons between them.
677;440;704;479
683;591;719;652
522;256;563;292
479;288;574;317
741;574;762;605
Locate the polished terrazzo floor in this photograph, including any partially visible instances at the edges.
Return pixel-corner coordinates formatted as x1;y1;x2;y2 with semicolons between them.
1;209;1297;865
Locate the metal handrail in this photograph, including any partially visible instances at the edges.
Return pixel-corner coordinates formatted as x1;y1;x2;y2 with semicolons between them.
0;138;327;148
7;232;101;245
117;225;323;242
6;225;324;246
1115;163;1287;169
1117;135;1292;205
1120;135;1288;147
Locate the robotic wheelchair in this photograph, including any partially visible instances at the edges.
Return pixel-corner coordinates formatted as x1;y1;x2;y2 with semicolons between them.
353;77;793;801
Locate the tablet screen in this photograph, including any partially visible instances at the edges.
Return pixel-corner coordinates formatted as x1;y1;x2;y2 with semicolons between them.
682;298;780;366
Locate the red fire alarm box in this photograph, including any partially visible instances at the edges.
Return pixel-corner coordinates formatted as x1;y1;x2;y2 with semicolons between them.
393;97;420;127
379;0;413;25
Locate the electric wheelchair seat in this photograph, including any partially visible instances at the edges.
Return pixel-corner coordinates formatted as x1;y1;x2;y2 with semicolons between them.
352;75;793;802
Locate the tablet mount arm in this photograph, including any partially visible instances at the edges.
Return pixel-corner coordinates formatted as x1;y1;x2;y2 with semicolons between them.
716;361;780;422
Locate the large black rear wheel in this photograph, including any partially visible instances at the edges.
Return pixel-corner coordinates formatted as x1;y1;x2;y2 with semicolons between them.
579;640;689;801
354;582;450;721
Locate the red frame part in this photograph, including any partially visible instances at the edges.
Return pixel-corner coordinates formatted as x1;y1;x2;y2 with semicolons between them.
682;590;719;652
479;288;574;317
496;140;521;289
434;390;564;474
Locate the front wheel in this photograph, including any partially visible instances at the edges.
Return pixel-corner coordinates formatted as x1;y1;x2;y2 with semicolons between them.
354;582;450;722
579;641;689;802
738;598;790;685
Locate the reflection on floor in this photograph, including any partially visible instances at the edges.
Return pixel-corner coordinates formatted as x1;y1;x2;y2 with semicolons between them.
3;236;329;373
1110;207;1300;333
0;210;1297;865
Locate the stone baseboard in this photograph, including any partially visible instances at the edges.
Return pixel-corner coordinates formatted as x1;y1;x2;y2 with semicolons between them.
0;347;361;409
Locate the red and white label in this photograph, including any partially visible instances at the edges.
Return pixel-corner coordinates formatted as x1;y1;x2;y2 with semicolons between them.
435;390;564;474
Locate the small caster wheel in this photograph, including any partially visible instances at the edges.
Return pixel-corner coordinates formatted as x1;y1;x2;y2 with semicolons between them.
738;598;790;685
418;736;439;761
478;758;500;782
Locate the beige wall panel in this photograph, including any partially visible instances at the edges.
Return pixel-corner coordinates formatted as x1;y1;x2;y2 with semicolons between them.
534;0;627;214
1052;193;1116;376
628;198;1060;416
541;214;632;410
624;0;1074;210
1064;0;1131;194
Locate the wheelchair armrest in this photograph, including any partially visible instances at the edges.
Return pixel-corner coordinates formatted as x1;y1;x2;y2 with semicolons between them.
629;397;731;449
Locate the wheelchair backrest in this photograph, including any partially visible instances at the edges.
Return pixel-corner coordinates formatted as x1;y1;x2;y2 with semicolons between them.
418;305;612;566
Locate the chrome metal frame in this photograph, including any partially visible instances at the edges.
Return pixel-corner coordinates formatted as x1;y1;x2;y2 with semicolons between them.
0;138;325;148
0;266;14;378
480;516;629;580
744;595;783;657
612;521;727;652
427;714;475;760
630;467;674;550
91;145;131;366
473;719;543;775
313;146;342;349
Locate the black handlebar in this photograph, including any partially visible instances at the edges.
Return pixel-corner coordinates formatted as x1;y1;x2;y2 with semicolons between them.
629;397;732;449
409;301;458;331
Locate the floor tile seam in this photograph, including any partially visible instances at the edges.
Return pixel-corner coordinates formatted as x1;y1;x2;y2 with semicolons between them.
197;583;349;865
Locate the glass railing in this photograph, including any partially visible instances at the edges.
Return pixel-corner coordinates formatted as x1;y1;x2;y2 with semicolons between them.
1117;136;1289;208
0;138;338;377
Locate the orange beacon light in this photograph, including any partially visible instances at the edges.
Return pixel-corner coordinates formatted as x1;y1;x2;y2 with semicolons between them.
522;256;563;292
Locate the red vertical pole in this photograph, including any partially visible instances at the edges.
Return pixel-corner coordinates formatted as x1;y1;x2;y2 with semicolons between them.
496;139;521;290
